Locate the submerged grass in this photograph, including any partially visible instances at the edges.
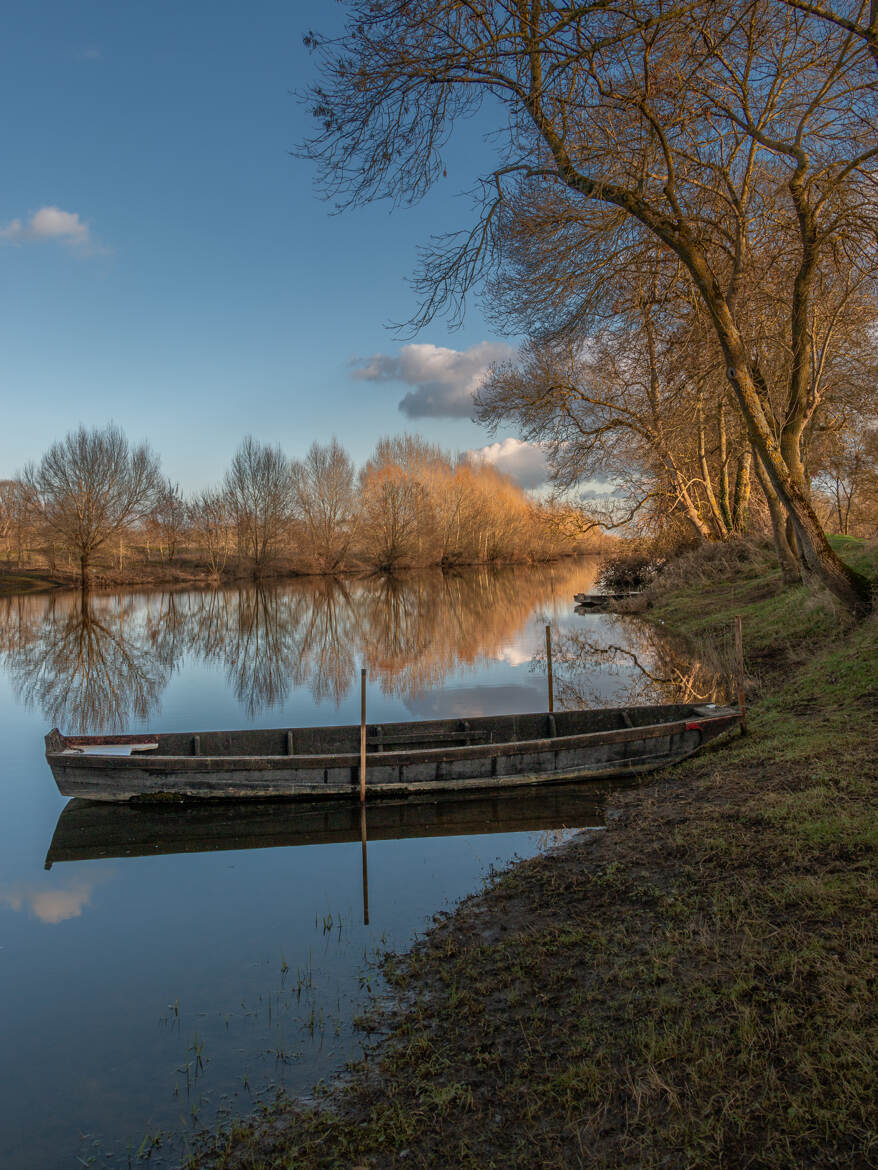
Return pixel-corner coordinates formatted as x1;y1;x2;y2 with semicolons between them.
188;539;878;1170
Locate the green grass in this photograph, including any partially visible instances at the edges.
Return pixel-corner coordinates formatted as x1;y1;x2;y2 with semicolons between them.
828;534;877;578
187;541;878;1170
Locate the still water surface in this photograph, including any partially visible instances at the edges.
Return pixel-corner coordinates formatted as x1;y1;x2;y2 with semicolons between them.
0;562;711;1169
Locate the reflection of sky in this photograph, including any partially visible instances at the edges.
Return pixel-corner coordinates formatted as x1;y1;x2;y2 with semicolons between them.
406;683;544;719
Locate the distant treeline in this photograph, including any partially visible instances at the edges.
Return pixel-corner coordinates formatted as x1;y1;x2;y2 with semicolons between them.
0;428;606;589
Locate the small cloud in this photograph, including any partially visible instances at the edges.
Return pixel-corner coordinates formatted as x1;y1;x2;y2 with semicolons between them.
350;341;515;419
577;479;620;501
1;205;91;248
466;438;551;489
75;46;102;61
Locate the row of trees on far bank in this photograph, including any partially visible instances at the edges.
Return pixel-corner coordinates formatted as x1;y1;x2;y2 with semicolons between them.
0;427;599;587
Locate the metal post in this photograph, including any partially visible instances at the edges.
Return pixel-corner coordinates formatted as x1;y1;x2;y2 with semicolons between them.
545;624;554;714
360;667;367;802
734;615;747;734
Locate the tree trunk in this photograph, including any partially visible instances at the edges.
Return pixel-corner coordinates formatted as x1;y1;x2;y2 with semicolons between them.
754;456;800;584
661;451;714;540
718;402;733;531
683;250;872;614
80;552;91;592
731;452;752;534
697;401;729;538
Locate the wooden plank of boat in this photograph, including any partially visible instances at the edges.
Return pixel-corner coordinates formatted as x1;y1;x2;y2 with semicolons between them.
44;703;741;802
44;784;608;866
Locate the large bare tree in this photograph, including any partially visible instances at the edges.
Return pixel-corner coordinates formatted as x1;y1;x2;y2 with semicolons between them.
223;436;296;575
300;0;877;612
26;425;161;589
291;438;358;572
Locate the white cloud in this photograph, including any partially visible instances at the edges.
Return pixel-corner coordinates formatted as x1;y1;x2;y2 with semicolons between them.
350;341;515;418
1;205;91;248
466;437;551;489
577;479;620;500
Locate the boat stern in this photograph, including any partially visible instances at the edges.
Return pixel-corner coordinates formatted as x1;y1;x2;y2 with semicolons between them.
45;728;66;755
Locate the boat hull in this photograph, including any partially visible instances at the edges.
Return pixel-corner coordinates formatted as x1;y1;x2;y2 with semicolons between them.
45;705;740;802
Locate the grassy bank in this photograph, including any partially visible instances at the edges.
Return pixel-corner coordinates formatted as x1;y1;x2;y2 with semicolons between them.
190;540;877;1169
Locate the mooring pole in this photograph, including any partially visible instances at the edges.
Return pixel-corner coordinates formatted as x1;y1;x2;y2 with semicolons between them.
360;802;370;926
734;615;747;734
545;624;555;714
360;667;367;802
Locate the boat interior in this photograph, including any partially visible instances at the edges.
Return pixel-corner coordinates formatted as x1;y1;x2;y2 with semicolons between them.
58;703;720;758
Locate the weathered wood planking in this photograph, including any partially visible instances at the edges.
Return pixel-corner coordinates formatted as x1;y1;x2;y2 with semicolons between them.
45;704;741;803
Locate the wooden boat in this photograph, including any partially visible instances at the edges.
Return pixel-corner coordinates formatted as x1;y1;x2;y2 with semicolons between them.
573;592;643;609
45;703;741;802
44;785;607;867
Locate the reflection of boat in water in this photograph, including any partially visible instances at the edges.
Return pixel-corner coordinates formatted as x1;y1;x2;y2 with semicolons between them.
45;785;607;867
45;703;741;802
573;592;643;610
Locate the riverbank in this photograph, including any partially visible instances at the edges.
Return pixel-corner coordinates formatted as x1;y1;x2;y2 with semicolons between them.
189;538;877;1169
0;548;604;597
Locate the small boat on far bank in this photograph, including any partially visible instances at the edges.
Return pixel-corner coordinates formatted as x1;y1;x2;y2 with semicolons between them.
45;703;741;803
573;592;644;610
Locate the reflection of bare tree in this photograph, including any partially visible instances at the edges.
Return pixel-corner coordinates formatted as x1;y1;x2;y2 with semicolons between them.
0;594;47;657
358;564;591;700
288;578;359;704
220;588;305;715
142;590;190;672
0;559;610;725
2;593;170;732
184;589;235;663
539;616;728;710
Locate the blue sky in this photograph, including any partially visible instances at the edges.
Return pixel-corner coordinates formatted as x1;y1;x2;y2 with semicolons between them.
0;1;546;490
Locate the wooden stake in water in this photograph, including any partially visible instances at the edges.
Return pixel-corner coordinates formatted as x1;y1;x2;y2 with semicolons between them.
734;615;747;734
360;803;370;926
545;624;555;714
360;667;367;802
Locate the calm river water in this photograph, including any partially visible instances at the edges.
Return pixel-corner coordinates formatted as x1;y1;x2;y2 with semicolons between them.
0;561;714;1169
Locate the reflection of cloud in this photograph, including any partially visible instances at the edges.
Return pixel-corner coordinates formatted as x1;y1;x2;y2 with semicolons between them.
351;341;514;418
0;874;103;924
496;643;534;667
